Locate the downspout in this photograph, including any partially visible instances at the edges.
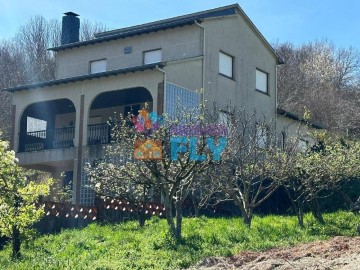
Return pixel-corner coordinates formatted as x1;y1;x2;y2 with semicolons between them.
195;20;206;109
275;59;285;120
156;65;166;114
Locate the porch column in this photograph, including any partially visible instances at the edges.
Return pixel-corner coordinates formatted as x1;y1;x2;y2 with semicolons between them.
73;94;85;204
10;105;16;150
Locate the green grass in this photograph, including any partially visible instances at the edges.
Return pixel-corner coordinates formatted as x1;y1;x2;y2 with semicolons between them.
0;211;359;270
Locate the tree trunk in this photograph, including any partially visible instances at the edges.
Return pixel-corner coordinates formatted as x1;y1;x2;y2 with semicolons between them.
175;202;183;240
339;190;355;210
310;197;325;224
297;207;304;228
243;214;252;228
138;205;146;227
194;206;200;218
12;226;21;259
191;195;200;217
138;187;147;227
163;194;176;237
284;186;305;228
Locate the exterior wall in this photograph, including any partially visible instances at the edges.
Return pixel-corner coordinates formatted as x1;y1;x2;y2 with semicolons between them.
202;15;278;117
56;25;203;79
165;58;203;92
276;115;317;148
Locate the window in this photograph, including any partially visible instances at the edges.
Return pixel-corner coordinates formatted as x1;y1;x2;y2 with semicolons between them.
256;126;268;148
27;116;47;138
90;59;107;74
219;52;233;78
256;69;268;93
218;110;232;136
144;49;162;64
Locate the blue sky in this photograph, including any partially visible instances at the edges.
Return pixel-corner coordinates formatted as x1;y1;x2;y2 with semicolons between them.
0;0;359;49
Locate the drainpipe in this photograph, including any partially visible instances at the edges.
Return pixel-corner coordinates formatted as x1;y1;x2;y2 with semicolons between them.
275;58;284;120
156;65;166;114
195;20;206;109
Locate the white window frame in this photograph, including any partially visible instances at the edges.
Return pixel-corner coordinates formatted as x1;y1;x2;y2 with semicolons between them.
256;69;268;94
144;49;162;64
90;59;107;74
219;51;234;79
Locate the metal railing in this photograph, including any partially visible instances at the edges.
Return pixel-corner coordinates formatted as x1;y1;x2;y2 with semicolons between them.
20;127;75;152
87;123;111;145
19;123;113;152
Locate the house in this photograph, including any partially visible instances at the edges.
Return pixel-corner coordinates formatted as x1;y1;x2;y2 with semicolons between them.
4;4;285;205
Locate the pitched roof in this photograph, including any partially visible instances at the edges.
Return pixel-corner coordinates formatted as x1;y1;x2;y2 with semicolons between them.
3;63;164;93
48;4;282;63
277;108;323;129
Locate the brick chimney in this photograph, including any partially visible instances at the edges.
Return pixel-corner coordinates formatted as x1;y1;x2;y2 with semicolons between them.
61;12;80;45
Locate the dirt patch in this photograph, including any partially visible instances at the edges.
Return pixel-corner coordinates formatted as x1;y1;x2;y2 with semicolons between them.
190;237;360;270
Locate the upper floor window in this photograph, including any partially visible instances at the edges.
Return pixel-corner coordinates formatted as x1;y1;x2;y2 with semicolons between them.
90;59;107;74
256;69;268;93
144;49;162;64
219;51;233;78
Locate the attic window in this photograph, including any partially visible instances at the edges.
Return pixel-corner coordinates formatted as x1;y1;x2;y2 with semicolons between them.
90;59;107;74
144;49;162;64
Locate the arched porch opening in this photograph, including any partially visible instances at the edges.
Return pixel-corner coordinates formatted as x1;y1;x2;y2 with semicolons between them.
19;99;76;152
87;87;153;145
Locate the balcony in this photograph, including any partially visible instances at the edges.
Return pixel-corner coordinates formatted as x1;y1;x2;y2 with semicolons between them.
20;127;75;152
87;123;111;145
19;124;113;152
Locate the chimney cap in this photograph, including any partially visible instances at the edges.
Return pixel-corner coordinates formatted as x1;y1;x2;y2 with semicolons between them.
63;12;79;17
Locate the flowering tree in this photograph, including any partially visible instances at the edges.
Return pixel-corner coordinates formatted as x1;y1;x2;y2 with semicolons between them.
0;136;52;259
88;103;227;239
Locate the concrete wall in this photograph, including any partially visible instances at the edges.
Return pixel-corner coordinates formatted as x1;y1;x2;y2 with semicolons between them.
202;15;278;117
56;25;203;79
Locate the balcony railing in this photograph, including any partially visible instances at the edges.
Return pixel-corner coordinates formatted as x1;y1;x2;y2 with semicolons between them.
88;123;111;145
20;127;75;152
19;123;113;152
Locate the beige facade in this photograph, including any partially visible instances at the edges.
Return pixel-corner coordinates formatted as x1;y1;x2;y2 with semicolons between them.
6;4;285;205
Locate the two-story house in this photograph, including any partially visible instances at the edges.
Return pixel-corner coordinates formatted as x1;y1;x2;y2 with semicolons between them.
4;4;283;205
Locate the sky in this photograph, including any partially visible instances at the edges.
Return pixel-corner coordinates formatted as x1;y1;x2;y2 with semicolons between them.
0;0;359;49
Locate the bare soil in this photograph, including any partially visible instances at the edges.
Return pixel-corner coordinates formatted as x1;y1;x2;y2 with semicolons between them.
190;237;360;270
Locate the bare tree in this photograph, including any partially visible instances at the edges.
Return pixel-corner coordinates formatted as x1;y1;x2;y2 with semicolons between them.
275;40;360;135
284;130;360;227
0;15;108;140
203;106;296;227
80;20;107;41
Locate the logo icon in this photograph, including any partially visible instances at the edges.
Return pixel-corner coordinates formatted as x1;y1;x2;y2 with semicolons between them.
134;139;162;160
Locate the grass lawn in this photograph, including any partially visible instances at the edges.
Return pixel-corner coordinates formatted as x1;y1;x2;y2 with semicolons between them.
0;211;359;270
